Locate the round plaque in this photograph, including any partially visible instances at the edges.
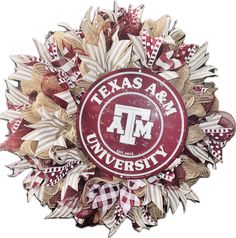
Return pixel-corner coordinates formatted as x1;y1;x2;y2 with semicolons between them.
77;68;187;179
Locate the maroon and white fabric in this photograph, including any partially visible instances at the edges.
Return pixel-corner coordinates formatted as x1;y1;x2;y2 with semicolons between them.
6;156;37;177
127;179;146;190
155;50;183;72
54;90;78;115
187;112;235;163
199;112;235;161
45;160;79;187
119;186;141;215
23;170;46;201
107;204;126;237
147;170;176;184
116;4;144;21
47;41;80;76
87;183;142;215
8;118;23;133
92;184;120;216
87;184;101;203
81;167;95;180
141;29;164;67
33;39;80;88
47;196;81;219
174;44;198;63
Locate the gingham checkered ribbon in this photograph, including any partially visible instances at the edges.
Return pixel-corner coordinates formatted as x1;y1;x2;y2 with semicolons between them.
87;184;101;203
92;184;120;217
87;183;142;216
119;186;141;215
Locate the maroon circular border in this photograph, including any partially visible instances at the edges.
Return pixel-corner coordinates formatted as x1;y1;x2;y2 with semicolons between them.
76;68;188;179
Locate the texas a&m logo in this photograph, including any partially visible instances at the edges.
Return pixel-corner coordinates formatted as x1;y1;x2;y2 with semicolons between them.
107;104;154;145
77;69;187;179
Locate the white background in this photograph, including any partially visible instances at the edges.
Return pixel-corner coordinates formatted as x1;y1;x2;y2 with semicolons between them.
0;0;235;237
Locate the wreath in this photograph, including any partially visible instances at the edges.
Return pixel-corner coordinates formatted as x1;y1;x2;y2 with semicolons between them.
0;2;235;237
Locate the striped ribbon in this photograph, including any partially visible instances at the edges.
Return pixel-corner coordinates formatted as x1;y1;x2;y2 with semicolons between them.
54;91;77;115
155;50;183;72
165;183;200;214
144;184;163;212
49;148;81;164
0;110;21;121
5;80;29;106
21;110;67;155
46;196;81;219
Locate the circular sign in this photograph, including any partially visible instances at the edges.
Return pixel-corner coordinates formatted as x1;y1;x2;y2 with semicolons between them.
77;68;187;179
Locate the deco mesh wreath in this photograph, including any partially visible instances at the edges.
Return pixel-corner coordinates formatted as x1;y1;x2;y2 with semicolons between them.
0;2;235;237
